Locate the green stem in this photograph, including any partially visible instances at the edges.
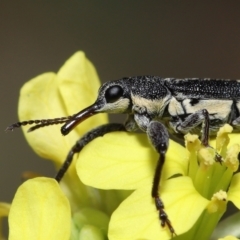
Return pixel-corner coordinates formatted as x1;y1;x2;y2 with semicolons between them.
195;209;224;240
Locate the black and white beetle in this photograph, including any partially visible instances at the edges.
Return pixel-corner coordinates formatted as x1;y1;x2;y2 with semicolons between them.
6;76;240;235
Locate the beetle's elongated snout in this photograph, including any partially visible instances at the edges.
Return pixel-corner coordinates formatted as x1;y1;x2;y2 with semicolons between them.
61;104;99;136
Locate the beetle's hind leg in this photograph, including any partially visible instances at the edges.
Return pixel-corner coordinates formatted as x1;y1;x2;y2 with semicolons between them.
55;123;126;182
147;121;176;236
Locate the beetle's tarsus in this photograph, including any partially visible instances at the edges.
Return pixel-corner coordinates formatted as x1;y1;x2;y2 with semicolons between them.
154;196;176;236
215;152;223;164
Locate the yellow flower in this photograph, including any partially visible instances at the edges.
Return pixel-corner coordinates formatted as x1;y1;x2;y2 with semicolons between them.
8;51;240;240
77;125;240;239
8;52;127;240
9;178;71;240
218;236;240;240
0;202;10;240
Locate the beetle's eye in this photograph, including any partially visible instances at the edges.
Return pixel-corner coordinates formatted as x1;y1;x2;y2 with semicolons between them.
105;85;123;103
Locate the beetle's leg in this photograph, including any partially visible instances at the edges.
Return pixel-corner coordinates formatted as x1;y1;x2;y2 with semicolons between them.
55;123;126;182
232;116;240;128
171;109;222;163
147;121;176;236
124;114;139;132
171;109;210;146
133;106;176;235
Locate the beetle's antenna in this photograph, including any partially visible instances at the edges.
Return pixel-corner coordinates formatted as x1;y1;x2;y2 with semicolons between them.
5;115;76;132
27;119;72;132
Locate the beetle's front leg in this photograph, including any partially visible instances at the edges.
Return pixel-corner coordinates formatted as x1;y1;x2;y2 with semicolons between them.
147;121;176;235
124;114;139;132
232;116;240;128
133;106;175;235
55;123;126;182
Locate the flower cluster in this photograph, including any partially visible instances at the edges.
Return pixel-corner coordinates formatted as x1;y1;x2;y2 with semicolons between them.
4;52;240;240
8;52;128;240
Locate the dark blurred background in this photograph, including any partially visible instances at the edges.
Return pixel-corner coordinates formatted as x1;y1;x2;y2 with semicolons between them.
1;0;240;236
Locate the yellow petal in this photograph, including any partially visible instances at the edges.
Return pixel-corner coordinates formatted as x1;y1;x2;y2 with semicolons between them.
218;236;240;240
108;177;208;240
228;134;240;145
0;202;10;217
18;52;107;165
77;132;187;190
57;51;108;136
164;140;188;178
0;202;10;240
227;173;240;209
19;72;79;164
9;177;71;240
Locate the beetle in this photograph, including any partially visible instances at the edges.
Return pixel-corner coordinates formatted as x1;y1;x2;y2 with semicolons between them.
6;76;240;235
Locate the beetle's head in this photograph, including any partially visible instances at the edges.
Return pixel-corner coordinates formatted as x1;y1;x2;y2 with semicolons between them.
61;79;132;135
6;78;133;134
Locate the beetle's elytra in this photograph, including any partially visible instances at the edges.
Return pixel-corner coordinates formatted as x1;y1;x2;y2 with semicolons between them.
7;76;240;235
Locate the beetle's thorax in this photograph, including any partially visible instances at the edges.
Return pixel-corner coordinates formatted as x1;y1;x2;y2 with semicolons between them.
129;76;172;117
